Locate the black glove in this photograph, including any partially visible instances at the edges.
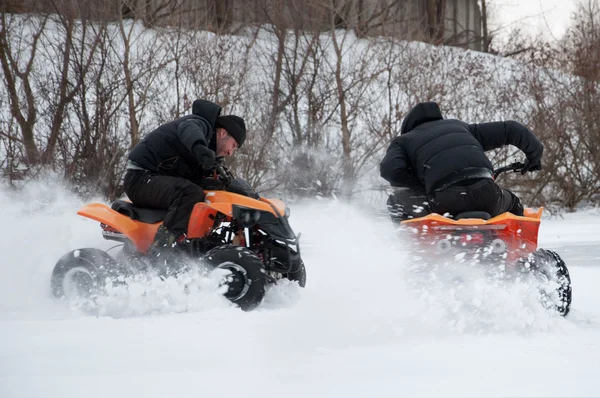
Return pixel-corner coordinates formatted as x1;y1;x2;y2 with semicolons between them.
194;146;216;167
521;158;542;174
199;177;225;190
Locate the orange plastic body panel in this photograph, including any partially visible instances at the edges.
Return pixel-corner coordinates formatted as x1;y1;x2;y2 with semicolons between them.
187;202;218;239
77;203;161;254
204;191;280;215
78;190;287;253
187;191;286;238
401;208;543;257
261;198;287;216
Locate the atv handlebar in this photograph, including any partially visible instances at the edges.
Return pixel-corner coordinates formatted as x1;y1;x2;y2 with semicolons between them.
215;163;234;186
493;162;525;179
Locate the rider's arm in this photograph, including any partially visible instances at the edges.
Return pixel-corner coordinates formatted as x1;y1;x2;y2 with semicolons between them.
380;139;422;188
177;116;217;166
468;121;543;163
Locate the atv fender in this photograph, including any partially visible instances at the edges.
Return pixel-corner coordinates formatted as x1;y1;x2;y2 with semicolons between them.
187;202;219;239
261;198;287;217
77;203;160;253
205;191;280;216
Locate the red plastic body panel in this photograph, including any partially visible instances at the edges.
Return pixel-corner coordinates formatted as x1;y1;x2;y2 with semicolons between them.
401;208;543;261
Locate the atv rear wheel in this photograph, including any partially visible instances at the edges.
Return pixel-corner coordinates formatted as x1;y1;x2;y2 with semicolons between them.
521;249;572;316
51;248;116;304
203;245;266;311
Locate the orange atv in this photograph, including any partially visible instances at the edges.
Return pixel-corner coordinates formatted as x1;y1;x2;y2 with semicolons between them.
51;165;306;311
395;162;572;316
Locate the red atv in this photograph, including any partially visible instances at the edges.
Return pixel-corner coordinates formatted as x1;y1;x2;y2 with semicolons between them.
398;162;572;316
51;166;306;311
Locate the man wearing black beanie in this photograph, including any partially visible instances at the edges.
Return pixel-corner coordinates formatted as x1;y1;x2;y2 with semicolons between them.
123;99;247;257
215;115;246;149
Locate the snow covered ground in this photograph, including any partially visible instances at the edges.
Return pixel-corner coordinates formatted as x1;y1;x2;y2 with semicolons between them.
1;181;600;397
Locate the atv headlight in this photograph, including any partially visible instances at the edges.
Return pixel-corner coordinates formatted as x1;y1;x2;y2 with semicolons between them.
239;210;260;227
285;206;291;218
232;205;262;228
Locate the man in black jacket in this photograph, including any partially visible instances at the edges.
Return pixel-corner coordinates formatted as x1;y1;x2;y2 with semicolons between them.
380;102;542;222
124;99;246;249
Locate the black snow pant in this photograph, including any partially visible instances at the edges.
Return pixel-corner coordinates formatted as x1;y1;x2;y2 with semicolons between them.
123;170;205;235
386;187;431;225
431;178;523;218
387;179;523;224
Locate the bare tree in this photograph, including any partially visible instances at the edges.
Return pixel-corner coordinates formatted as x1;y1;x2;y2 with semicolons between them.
111;5;179;148
0;118;25;185
228;1;326;194
425;0;446;44
310;0;392;198
491;0;600;209
38;2;105;165
0;13;47;166
480;0;491;52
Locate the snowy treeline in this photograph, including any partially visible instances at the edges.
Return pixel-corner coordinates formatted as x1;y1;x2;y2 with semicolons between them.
1;1;599;209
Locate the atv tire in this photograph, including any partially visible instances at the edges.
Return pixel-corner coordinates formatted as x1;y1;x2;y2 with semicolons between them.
51;248;116;302
203;245;267;311
522;249;572;316
286;260;307;287
270;243;307;287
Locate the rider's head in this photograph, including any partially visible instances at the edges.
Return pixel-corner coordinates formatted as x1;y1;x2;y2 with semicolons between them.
215;115;246;157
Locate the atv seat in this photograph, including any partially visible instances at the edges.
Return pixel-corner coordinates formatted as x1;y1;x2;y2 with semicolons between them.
454;211;491;220
111;200;167;224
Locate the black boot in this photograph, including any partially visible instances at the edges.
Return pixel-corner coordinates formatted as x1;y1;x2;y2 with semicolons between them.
148;225;186;277
149;224;181;251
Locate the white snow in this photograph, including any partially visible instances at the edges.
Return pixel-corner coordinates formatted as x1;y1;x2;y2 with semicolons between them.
1;181;600;397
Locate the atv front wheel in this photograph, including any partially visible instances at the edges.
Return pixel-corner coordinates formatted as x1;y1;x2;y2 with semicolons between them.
269;260;306;287
269;243;307;287
51;248;116;303
203;245;267;311
521;249;572;316
285;260;307;287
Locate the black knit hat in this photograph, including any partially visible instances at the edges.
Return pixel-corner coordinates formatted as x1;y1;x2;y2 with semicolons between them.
215;115;246;147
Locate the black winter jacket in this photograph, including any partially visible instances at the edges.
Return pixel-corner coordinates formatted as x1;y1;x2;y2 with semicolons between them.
380;102;543;194
128;99;222;181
